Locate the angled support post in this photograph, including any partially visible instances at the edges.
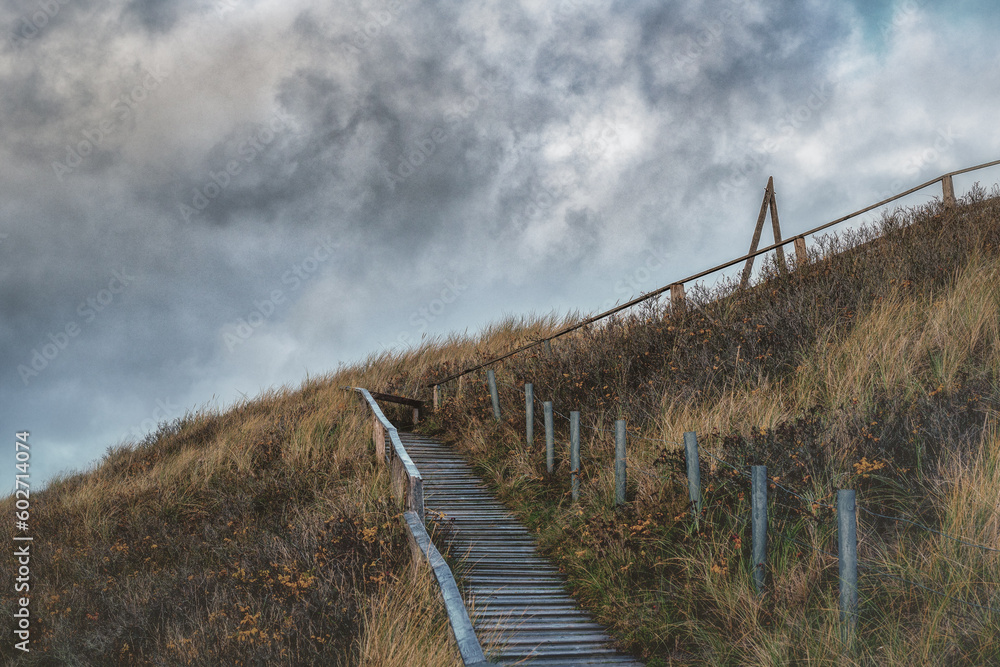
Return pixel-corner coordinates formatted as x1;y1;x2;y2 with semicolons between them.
769;181;787;273
740;177;786;288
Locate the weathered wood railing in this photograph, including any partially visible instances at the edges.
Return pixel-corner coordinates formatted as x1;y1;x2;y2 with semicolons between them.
347;387;499;667
426;158;1000;392
368;390;425;425
353;388;425;520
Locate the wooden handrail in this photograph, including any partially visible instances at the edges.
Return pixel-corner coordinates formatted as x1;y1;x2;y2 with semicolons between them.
368;391;425;423
350;387;424;519
368;391;424;409
427;157;1000;387
346;387;497;666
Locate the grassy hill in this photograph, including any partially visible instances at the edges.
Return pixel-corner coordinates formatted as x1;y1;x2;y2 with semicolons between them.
3;184;1000;665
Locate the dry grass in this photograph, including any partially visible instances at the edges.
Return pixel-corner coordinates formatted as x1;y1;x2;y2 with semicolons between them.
0;363;465;665
408;186;1000;664
3;187;1000;665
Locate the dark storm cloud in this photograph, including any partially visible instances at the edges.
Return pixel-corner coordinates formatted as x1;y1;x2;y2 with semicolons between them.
120;0;187;34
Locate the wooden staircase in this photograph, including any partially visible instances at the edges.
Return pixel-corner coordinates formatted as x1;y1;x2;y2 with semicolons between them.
400;432;644;666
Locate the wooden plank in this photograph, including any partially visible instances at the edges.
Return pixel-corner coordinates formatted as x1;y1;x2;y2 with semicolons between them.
369;390;425;409
400;431;646;665
403;511;497;666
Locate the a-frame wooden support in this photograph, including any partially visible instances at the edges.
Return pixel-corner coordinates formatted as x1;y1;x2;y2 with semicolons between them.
740;176;786;289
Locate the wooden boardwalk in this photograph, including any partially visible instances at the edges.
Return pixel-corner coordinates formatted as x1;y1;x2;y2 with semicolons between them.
399;432;644;666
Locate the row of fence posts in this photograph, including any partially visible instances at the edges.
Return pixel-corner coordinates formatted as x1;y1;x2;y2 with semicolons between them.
421;171;972;652
475;374;860;649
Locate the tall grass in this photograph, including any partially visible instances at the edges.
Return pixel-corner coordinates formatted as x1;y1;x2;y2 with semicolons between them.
408;186;1000;664
0;360;462;665
3;186;999;664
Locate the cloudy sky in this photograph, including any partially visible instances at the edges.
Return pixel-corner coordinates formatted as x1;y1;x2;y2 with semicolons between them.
3;0;999;495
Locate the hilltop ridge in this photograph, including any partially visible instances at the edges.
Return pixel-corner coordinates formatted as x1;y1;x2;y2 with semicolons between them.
3;185;1000;665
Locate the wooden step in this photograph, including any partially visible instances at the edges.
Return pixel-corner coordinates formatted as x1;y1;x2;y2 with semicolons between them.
397;432;644;666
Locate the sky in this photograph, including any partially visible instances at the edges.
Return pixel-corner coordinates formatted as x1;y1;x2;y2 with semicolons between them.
3;0;1000;497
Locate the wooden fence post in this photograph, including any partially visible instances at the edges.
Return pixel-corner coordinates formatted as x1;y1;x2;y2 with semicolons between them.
525;383;534;448
838;489;858;650
614;420;626;506
671;284;686;314
433;384;439;410
487;369;501;421
570;411;581;502
374;415;386;463
544;339;552;356
942;174;956;209
794;236;808;267
684;432;701;520
544;402;554;474
751;465;767;594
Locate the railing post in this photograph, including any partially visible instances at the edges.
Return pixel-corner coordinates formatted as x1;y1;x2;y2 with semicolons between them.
794;236;808;267
684;432;701;520
671;284;686;314
544;339;552;356
525;383;534;448
614;420;626;506
942;174;956;209
487;369;501;421
570;411;581;502
751;465;767;595
544;401;554;474
838;489;858;650
413;406;420;425
374;415;386;463
410;475;424;522
433;384;439;410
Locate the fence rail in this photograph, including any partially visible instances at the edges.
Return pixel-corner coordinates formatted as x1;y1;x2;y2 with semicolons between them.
427;158;1000;389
